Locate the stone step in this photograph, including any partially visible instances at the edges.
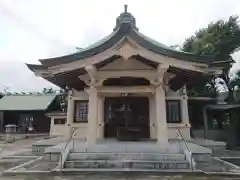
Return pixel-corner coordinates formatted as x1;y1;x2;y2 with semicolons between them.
68;153;185;161
70;145;180;153
64;160;190;169
61;168;196;173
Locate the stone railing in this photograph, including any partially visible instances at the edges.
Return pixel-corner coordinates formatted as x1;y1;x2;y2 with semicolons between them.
58;128;76;169
176;129;196;171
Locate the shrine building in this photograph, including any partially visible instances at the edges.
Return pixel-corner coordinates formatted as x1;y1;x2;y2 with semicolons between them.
27;5;226;144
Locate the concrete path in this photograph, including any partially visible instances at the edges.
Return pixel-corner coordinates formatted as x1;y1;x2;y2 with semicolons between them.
0;138;46;157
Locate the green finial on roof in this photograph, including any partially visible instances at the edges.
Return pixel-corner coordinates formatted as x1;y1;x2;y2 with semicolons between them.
114;5;138;31
124;4;128;13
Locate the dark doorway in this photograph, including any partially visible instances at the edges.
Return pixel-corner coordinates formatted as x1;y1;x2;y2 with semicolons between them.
104;97;150;141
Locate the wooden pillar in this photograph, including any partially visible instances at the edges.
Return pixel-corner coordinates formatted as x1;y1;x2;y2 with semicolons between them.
149;95;157;139
155;85;168;144
203;106;208;139
0;112;4;133
180;85;190;139
50;117;54;136
66;91;74;137
86;87;99;144
97;96;104;140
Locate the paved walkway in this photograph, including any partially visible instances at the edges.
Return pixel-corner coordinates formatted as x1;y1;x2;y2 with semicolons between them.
0;138;45;157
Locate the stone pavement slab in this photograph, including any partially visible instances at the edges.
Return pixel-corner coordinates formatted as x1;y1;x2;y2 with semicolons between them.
33;137;65;146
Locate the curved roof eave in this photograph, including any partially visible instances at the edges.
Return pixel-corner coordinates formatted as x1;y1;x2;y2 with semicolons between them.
209;59;235;67
130;30;216;64
26;63;47;72
39;25;125;66
38;23;216;67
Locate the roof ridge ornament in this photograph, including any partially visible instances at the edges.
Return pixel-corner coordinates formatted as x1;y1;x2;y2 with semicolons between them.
124;4;128;13
113;4;138;31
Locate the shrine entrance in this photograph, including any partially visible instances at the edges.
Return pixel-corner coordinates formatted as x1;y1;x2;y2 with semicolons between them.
104;97;150;141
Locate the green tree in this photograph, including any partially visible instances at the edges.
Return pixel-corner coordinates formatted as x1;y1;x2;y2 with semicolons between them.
230;70;240;102
182;16;240;98
230;70;240;88
42;87;56;94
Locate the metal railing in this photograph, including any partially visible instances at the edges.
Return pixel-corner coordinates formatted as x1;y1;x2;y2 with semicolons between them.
59;127;76;170
176;128;194;172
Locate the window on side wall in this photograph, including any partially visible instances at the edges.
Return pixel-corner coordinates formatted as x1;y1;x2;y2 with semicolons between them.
166;100;181;123
74;100;89;123
54;118;66;125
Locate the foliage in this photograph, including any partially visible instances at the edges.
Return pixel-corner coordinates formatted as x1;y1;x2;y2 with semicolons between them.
182;16;240;59
182;16;240;97
41;87;68;111
59;89;68;112
187;74;217;97
42;87;56;94
230;70;240;89
233;88;240;102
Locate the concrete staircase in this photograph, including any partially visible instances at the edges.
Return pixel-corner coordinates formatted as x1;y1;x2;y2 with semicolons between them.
63;151;191;171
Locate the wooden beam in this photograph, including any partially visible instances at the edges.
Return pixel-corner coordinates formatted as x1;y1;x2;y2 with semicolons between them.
96;70;157;80
95;85;156;93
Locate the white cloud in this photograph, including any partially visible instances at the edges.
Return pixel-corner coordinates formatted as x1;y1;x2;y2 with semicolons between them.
0;0;240;92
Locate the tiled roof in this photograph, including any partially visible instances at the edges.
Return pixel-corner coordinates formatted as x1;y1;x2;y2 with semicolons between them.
0;94;57;111
27;6;222;69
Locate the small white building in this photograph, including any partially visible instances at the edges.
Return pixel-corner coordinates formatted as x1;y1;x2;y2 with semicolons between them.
27;6;226;144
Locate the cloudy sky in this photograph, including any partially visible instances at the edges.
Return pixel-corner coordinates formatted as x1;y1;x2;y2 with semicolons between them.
0;0;240;93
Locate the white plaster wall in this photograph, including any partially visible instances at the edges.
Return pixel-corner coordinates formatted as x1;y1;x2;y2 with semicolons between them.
49;116;67;136
72;91;89;100
166;86;183;97
72;124;88;140
71;91;89;140
50;125;68;136
168;126;190;140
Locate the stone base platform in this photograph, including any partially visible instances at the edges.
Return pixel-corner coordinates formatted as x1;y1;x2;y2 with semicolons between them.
3;138;240;175
41;139;212;163
45;140;212;155
64;158;190;169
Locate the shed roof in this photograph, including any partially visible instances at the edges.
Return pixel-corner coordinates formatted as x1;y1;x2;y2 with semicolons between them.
0;94;57;111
